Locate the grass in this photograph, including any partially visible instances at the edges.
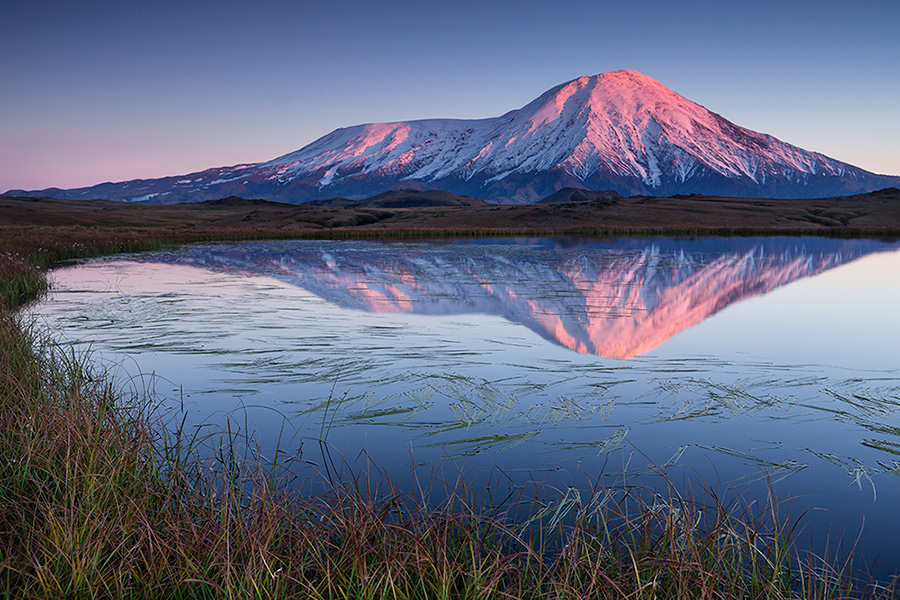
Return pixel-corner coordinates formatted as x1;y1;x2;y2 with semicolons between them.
1;232;898;598
0;254;48;308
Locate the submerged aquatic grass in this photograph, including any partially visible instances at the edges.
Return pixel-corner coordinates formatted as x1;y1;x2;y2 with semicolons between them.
1;308;898;598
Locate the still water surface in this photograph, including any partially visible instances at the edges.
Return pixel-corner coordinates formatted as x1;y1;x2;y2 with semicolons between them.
31;237;900;576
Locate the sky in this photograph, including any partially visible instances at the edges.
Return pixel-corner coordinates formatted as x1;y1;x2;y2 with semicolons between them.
2;0;899;193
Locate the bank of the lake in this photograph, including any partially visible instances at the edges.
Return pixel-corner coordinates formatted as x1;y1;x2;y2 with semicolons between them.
1;230;898;598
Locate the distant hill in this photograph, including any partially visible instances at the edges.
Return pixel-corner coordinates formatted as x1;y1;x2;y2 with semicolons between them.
199;196;287;208
2;188;899;233
538;188;624;203
305;189;489;208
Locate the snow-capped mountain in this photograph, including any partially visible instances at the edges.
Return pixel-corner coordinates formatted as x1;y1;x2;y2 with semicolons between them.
10;70;899;203
146;237;899;358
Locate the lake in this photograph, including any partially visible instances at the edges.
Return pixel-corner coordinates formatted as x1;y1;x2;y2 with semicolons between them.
30;236;900;578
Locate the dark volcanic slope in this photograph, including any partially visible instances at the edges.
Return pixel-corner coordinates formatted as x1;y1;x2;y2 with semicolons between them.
305;189;489;208
538;188;624;203
8;70;900;204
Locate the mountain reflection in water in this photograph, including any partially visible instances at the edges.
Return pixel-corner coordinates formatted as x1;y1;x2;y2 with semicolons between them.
145;237;898;359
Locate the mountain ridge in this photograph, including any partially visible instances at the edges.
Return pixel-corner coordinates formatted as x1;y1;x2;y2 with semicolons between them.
8;70;900;203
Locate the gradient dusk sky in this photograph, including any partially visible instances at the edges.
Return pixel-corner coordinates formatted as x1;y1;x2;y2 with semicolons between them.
2;0;898;193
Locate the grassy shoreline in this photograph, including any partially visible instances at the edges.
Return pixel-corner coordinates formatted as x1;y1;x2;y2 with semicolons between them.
1;230;898;598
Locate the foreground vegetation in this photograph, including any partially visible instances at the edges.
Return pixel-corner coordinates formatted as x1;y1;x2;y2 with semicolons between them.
1;230;898;598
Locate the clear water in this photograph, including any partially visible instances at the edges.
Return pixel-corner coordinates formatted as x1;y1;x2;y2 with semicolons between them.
30;237;900;577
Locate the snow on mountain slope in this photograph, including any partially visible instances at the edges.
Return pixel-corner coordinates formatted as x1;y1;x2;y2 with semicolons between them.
9;70;899;203
269;70;833;188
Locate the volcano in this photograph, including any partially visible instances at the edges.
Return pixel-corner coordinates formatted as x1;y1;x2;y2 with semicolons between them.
10;70;899;203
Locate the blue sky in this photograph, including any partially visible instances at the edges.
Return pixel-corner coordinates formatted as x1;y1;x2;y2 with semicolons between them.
2;0;898;192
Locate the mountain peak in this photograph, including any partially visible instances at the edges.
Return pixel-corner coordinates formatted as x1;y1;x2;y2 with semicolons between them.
529;69;671;113
550;70;677;101
531;69;696;124
566;69;656;84
9;70;899;204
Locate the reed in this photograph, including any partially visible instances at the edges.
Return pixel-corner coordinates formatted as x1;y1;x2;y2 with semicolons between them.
1;231;897;598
